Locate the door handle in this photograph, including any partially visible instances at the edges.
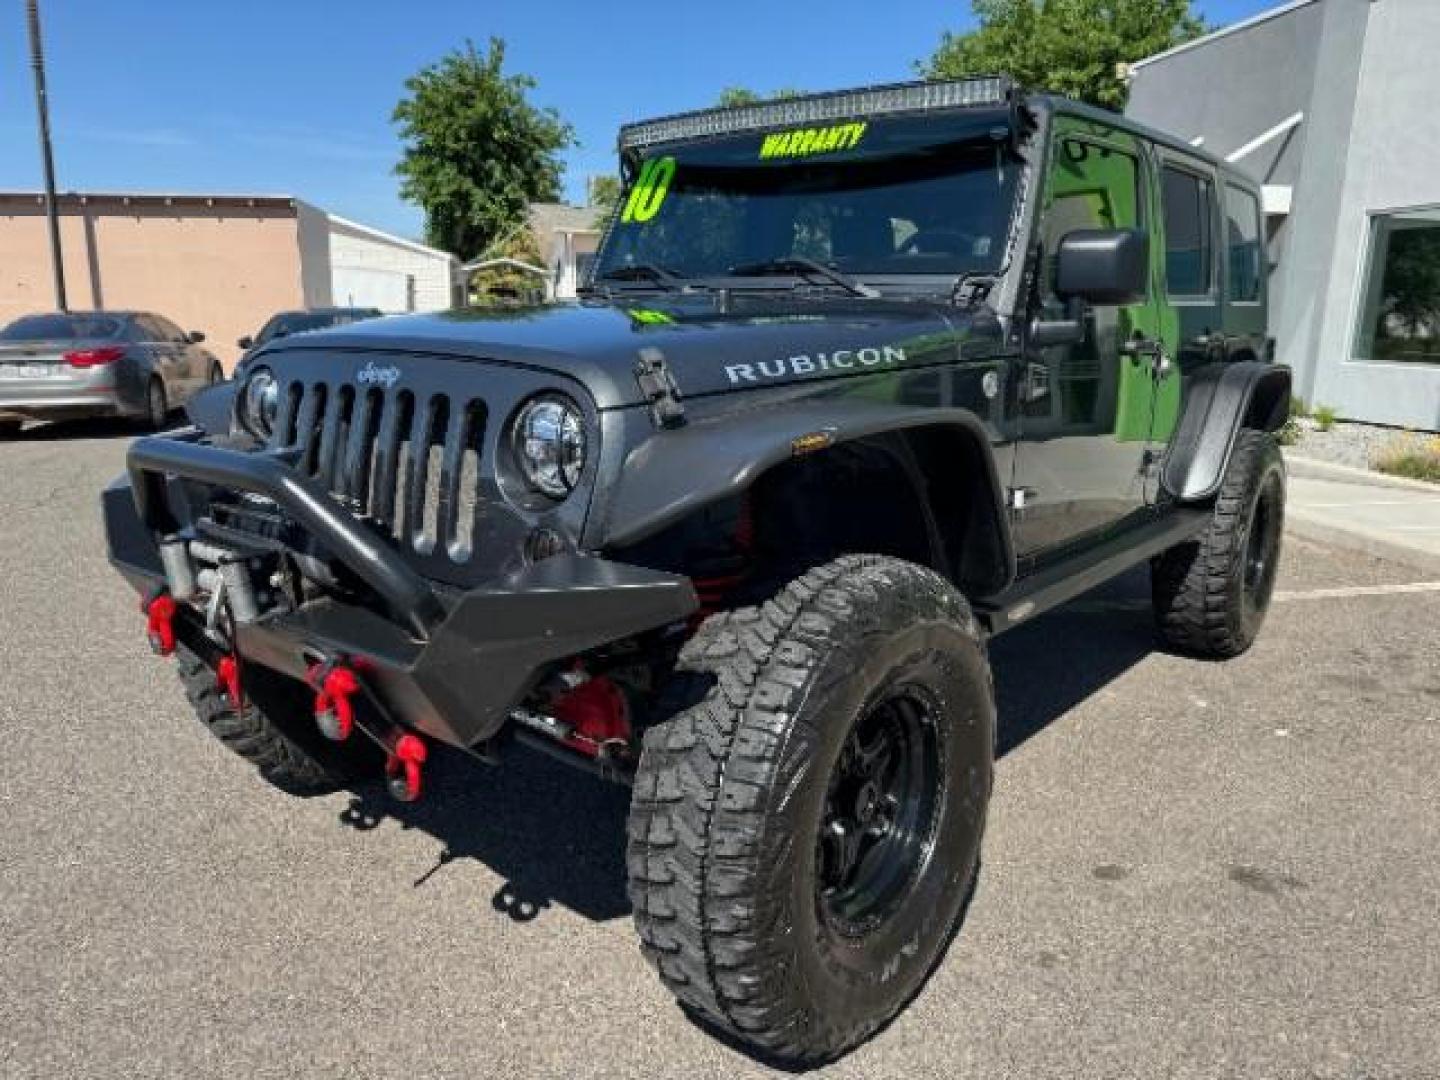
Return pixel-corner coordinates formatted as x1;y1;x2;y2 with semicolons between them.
1024;361;1050;403
1121;333;1172;380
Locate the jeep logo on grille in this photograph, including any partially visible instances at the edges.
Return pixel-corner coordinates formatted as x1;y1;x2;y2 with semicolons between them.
356;362;402;389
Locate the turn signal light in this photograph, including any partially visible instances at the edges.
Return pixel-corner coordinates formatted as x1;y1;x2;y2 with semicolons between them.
64;346;125;368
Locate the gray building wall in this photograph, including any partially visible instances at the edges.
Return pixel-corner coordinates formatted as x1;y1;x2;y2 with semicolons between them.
1127;0;1322;186
1128;0;1440;431
1307;0;1440;429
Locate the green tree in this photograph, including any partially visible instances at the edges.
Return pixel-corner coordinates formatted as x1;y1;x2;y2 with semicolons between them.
717;86;805;107
922;0;1208;110
394;37;574;258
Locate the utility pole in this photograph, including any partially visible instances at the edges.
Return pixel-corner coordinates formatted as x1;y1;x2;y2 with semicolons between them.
26;0;67;311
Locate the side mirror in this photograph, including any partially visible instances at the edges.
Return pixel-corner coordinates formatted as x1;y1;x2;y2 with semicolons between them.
237;336;253;350
1055;228;1149;306
187;330;206;344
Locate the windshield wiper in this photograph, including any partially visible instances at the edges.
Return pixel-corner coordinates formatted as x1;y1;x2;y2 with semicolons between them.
592;263;688;291
726;257;880;299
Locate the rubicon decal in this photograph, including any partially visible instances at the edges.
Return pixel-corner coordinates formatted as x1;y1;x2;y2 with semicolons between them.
726;345;906;384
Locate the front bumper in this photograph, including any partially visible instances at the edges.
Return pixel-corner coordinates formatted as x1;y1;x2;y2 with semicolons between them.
108;435;698;749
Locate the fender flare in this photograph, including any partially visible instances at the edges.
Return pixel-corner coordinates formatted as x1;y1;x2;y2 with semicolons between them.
596;398;1016;595
1162;362;1291;503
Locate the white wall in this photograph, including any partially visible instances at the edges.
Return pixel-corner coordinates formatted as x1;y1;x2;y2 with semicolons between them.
324;215;456;313
295;201;334;307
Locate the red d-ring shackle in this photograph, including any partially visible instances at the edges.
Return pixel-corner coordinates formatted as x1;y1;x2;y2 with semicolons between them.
308;662;360;741
386;734;428;803
143;593;177;657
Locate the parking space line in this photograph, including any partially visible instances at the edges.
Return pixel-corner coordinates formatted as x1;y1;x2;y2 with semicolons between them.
1272;581;1440;601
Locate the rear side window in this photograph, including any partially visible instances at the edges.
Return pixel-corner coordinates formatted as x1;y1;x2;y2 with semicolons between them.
1225;185;1263;302
0;314;122;341
1161;165;1215;296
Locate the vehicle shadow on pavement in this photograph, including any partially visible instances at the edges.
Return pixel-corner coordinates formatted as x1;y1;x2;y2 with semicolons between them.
338;741;634;924
5;417;141;441
334;566;1160;929
990;564;1158;757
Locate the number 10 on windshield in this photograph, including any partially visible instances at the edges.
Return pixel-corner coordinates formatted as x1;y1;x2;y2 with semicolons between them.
621;157;677;224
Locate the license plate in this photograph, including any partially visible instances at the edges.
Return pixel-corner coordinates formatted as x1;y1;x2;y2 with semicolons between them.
0;364;55;379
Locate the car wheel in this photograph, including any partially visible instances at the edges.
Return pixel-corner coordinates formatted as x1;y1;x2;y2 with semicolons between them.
144;379;168;431
628;555;995;1065
1152;428;1286;658
174;644;378;795
207;360;224;385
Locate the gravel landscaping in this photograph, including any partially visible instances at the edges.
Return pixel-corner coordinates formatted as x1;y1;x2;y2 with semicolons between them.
1285;418;1430;472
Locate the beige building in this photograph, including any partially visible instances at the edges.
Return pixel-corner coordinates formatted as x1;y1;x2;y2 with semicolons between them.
528;203;602;299
0;192;460;369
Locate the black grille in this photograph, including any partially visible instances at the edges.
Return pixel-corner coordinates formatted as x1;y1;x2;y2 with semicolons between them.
273;381;487;563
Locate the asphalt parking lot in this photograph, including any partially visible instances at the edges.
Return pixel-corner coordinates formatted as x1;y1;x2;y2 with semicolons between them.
2;422;1437;1079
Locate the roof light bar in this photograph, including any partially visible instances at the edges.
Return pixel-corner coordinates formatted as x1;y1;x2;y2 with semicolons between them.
619;76;1014;152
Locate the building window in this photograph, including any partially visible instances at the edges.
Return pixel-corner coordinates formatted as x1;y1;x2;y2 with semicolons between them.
1161;165;1214;297
1225;185;1262;303
1355;208;1440;365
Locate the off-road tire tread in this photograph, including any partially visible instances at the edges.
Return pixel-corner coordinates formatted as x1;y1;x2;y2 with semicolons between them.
627;554;987;1063
174;645;345;795
1152;429;1283;657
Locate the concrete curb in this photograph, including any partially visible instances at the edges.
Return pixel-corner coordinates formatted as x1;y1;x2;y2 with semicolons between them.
1283;452;1440;493
1285;511;1440;576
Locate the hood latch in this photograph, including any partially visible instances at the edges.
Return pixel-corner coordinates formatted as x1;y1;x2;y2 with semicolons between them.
634;347;686;429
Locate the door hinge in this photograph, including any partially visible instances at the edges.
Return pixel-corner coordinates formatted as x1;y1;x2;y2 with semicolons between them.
634;347;685;429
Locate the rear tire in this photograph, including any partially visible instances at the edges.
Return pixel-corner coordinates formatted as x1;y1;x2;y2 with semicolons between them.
627;555;994;1064
143;378;168;431
1152;429;1285;658
174;644;374;795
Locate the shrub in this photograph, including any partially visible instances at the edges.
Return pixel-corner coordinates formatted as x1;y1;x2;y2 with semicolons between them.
1313;405;1339;432
1276;416;1303;447
1374;434;1440;483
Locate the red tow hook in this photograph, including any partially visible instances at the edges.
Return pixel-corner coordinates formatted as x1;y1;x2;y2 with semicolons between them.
385;733;428;803
216;655;243;711
142;592;178;657
307;662;359;742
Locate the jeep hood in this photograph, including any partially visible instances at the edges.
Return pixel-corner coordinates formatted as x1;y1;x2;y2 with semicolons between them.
264;297;1003;410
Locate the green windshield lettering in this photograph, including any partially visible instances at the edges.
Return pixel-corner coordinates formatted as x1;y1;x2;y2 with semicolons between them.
759;121;867;160
622;156;677;224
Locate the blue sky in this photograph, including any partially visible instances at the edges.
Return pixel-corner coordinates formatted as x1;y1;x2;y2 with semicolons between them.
0;0;1273;245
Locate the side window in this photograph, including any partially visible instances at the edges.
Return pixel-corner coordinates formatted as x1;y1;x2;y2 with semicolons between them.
151;314;187;342
132;315;162;341
1225;184;1263;302
1161;165;1215;296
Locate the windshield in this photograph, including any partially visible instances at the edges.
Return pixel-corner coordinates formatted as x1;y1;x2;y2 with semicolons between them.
595;114;1021;285
256;310;378;345
0;313;123;341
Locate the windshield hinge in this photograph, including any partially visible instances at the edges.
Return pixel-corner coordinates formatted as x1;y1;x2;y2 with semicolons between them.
634;347;686;429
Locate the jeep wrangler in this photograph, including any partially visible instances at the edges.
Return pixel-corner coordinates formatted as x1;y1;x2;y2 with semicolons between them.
104;77;1289;1064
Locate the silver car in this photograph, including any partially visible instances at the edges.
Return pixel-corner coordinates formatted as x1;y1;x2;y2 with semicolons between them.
0;310;223;436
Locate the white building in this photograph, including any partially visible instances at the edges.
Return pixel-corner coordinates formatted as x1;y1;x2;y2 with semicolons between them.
297;203;460;315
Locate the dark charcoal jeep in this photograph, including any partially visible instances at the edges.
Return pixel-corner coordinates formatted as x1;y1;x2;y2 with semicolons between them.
104;77;1290;1064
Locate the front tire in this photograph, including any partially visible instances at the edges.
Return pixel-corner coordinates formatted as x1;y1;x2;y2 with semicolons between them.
1152;429;1285;658
627;555;995;1064
174;644;374;795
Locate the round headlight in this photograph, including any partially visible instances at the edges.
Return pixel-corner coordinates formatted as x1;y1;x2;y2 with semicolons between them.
241;367;280;437
511;395;586;499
